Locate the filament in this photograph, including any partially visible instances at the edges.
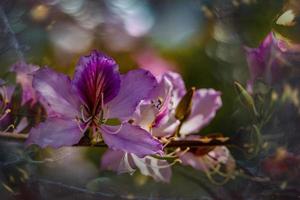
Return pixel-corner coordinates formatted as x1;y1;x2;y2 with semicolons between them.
100;123;123;135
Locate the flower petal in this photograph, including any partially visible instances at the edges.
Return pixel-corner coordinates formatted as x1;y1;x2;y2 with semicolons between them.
26;118;83;148
245;32;289;85
100;123;163;157
106;69;157;120
179;152;210;171
180;89;222;135
11;62;39;105
33;67;81;118
101;150;172;182
73;50;120;114
101;150;136;174
131;154;172;182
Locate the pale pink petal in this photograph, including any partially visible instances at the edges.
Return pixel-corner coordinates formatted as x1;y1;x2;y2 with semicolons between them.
180;89;222;136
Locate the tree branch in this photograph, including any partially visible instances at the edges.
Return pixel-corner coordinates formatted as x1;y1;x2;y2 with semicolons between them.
0;131;231;148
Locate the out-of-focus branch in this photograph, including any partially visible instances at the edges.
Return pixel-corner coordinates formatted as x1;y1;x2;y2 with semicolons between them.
0;131;27;140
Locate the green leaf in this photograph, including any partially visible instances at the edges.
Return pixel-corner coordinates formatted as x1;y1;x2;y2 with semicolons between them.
104;118;121;126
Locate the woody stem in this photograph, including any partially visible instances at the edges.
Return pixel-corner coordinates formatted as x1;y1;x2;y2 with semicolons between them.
0;131;231;148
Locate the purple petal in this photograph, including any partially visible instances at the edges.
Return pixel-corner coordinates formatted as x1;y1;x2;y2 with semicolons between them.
101;150;136;174
180;89;222;135
162;72;186;100
101;149;127;171
179;152;210;171
26;118;83;148
33;67;81;118
11;62;39;105
73;50;120;114
245;32;288;85
106;69;157;120
100;123;163;157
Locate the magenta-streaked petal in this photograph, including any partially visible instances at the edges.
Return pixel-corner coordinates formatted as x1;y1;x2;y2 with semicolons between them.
101;150;172;182
152;116;179;137
73;50;120;114
163;72;186;100
180;89;222;135
131;154;172;183
132;102;156;131
100;123;163;157
106;69;157;120
11;62;39;105
26;118;83;148
33;67;81;118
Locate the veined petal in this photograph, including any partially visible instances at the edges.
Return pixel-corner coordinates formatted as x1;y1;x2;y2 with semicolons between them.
11;62;39;105
33;68;81;118
100;123;163;157
73;50;120;114
106;69;157;120
26;118;83;148
162;72;186;105
131;154;172;183
101;150;172;182
180;89;222;136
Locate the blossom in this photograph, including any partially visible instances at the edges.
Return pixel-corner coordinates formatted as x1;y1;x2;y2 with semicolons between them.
134;72;222;138
11;62;39;105
245;32;289;91
26;50;163;157
101;71;226;181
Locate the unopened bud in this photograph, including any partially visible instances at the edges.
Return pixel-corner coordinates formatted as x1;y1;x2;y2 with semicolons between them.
175;87;195;121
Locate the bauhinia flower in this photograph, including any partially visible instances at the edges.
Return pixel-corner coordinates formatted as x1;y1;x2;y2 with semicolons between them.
245;32;290;91
11;62;39;106
133;71;223;138
26;50;163;157
101;71;228;182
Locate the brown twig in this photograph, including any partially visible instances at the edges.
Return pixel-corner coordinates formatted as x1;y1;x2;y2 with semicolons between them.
0;131;28;140
0;131;231;148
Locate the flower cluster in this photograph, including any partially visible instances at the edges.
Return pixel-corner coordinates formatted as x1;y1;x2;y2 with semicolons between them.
0;50;236;182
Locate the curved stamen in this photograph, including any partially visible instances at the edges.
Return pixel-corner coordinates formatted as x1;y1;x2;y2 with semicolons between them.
76;118;91;133
0;109;11;121
80;106;92;123
132;154;181;169
100;123;123;135
2;124;14;133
